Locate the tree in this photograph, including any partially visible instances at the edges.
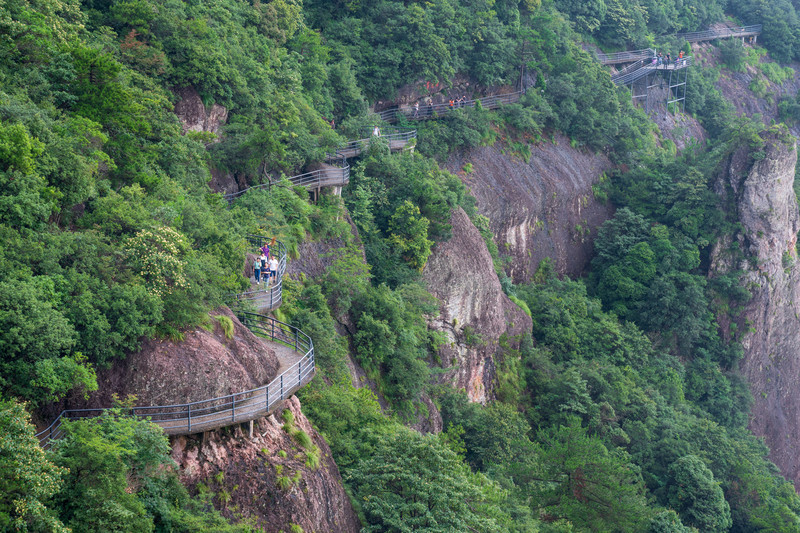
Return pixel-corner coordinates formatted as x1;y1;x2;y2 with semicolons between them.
666;455;732;533
533;418;652;531
0;277;96;405
51;410;176;532
388;200;434;271
0;400;67;532
648;510;691;532
347;429;506;532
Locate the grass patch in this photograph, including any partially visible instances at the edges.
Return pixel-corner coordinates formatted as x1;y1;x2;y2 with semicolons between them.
509;295;532;317
305;445;321;470
214;315;235;339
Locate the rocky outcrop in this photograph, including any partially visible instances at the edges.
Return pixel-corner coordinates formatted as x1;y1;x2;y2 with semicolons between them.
423;207;532;404
711;132;800;485
172;396;360;533
172;87;242;195
75;307;279;408
173;87;228;136
446;136;613;281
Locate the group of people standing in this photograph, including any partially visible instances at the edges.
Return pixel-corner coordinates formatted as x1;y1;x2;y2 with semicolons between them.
654;50;686;68
411;95;470;118
253;239;279;285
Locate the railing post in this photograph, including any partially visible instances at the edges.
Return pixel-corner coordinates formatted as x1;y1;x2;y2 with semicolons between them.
294;330;298;351
187;404;191;433
299;359;302;385
280;375;284;400
232;394;236;422
266;385;270;410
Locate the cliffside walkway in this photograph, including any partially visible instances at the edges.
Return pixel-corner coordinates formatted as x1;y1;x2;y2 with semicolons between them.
612;56;693;86
223;127;416;199
376;89;525;123
37;235;314;448
675;24;762;43
228;235;287;312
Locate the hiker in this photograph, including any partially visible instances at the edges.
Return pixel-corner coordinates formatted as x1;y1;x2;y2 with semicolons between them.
413;101;419;118
657;52;663;66
679;50;684;59
449;98;454;109
253;256;261;284
260;252;268;276
269;255;279;283
373;125;381;136
261;242;269;260
427;98;434;116
666;53;671;66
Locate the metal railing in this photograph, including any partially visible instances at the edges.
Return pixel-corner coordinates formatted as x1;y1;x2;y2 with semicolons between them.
226;235;287;312
329;127;417;157
223;128;415;201
675;24;762;43
612;56;693;86
36;313;314;448
377;90;525;123
223;158;350;202
597;48;656;65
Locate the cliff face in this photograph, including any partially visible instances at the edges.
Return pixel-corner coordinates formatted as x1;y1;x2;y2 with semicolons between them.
172;396;360;533
446;136;613;281
423;207;532;404
711;133;800;485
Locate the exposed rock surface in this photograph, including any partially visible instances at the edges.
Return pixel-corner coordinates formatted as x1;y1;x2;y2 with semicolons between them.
446;136;613;281
711;132;800;485
173;87;229;136
172;396;360;533
72;307;279;408
172;87;243;195
423;207;532;403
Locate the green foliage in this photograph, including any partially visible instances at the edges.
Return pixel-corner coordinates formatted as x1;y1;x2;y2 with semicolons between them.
719;39;747;71
50;410;246;531
304;445;321;470
276;476;291;491
344;149;470;287
666;455;732;532
347;429;507;532
535;418;652;531
388;200;433;271
0;400;68;532
760;62;794;85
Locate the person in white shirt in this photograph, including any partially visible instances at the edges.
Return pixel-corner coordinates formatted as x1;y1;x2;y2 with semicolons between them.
268;256;279;285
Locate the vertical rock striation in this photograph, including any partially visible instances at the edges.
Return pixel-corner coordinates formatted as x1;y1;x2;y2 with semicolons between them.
712;132;800;485
446;135;613;281
423;208;532;404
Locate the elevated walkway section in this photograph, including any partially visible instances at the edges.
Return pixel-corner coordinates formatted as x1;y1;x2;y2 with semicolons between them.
222;127;415;198
676;24;761;43
377;90;524;123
